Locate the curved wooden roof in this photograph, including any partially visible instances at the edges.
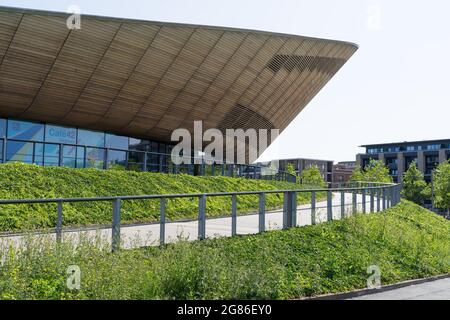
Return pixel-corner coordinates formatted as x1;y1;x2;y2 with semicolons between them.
0;6;357;144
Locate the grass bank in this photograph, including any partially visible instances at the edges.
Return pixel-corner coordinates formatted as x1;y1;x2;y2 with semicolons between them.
0;200;448;299
0;163;314;232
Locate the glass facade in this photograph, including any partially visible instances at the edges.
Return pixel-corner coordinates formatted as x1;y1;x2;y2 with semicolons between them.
0;118;266;179
0;118;176;171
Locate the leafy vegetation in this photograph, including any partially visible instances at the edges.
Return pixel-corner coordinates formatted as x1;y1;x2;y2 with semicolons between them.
285;163;297;176
433;160;450;212
300;166;327;187
0;163;320;232
350;159;393;183
0;200;448;300
402;161;431;205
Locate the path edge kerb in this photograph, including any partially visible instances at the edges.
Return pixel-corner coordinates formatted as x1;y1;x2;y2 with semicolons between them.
300;273;450;300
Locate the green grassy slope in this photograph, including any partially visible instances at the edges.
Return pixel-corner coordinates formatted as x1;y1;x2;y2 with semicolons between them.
0;200;448;299
0;163;312;231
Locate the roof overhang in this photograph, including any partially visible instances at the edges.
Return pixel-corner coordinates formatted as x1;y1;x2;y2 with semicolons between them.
0;6;357;150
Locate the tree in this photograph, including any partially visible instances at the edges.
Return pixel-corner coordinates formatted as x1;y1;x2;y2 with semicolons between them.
432;160;450;212
401;161;430;205
300;165;326;187
350;159;392;183
285;163;297;176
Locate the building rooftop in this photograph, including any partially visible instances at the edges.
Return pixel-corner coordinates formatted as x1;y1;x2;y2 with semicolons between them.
0;5;357;154
360;139;450;148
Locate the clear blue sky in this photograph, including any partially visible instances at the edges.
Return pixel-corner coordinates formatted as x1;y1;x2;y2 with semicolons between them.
1;0;449;162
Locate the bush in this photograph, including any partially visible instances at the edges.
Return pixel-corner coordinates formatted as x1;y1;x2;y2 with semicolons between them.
351;159;392;183
433;161;450;211
0;200;448;300
300;166;326;187
402;161;430;205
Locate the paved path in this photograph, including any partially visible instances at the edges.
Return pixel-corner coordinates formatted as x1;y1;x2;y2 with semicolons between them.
1;193;377;249
350;278;450;300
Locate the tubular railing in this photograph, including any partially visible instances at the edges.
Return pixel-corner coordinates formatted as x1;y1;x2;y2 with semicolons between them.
0;182;402;252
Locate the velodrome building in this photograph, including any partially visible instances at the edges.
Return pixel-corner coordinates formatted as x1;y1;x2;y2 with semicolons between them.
0;6;357;174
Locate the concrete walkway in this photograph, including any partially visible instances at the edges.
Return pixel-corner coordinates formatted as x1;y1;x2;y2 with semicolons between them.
350;277;450;300
1;193;377;249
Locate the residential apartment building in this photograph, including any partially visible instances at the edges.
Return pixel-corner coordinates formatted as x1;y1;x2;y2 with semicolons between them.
332;161;356;184
357;139;450;182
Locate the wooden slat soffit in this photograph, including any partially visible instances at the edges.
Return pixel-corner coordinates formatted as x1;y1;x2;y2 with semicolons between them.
0;6;357;147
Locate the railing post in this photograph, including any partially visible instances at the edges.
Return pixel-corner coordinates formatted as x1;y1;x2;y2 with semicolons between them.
283;191;292;229
370;189;374;213
112;198;121;252
340;191;345;219
388;186;392;208
231;194;237;236
160;197;166;246
352;191;357;215
390;186;394;206
222;164;225;176
198;194;206;240
327;190;333;221
376;188;381;212
56;201;63;243
283;191;297;228
311;191;316;225
259;192;265;233
382;188;386;210
290;191;297;227
362;189;366;213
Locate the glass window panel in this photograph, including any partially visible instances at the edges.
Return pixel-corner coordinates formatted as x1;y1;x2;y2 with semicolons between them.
0;139;3;162
45;125;77;144
34;143;44;165
44;144;60;166
0;118;6;138
7;120;44;142
150;141;159;153
76;147;85;168
62;145;77;168
105;134;129;150
6;141;34;163
86;147;105;169
77;129;105;147
108;150;126;169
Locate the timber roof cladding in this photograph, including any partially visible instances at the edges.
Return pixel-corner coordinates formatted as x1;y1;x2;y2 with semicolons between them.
0;6;358;145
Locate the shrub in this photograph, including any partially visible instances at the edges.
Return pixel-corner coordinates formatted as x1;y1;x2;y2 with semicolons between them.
433;161;450;211
402;161;430;205
351;159;392;183
300;166;326;187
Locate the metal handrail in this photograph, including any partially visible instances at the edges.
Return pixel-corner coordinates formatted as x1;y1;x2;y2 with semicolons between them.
0;182;402;252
